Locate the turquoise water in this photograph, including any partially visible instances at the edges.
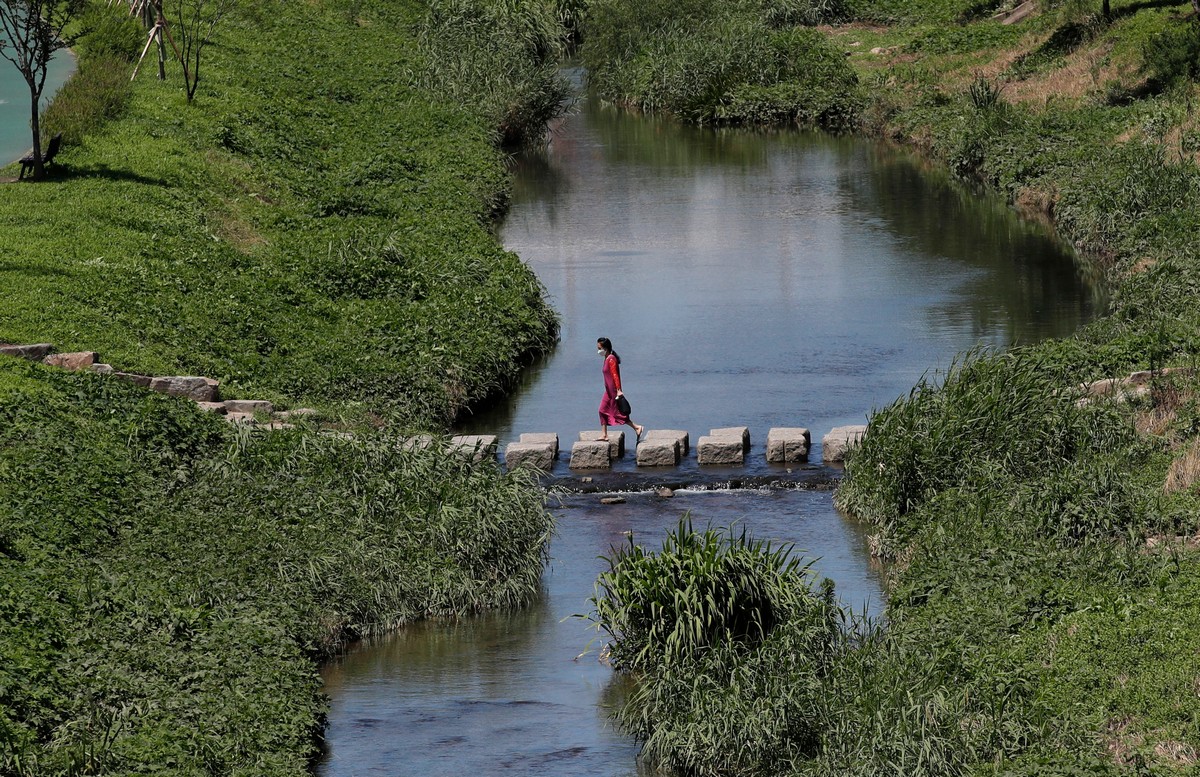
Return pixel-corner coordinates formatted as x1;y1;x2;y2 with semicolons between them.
0;45;75;163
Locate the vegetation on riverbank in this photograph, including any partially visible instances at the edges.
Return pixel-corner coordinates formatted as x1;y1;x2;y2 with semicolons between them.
2;0;568;771
582;0;1200;772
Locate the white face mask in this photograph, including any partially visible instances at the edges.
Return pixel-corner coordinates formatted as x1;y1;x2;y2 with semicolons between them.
597;348;604;356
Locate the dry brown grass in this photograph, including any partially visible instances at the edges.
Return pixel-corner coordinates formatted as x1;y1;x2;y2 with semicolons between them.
1154;740;1199;767
1004;41;1130;106
1014;182;1059;221
1164;442;1200;494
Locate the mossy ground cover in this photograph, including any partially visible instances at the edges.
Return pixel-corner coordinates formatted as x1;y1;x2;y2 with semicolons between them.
581;0;1200;773
1;0;567;772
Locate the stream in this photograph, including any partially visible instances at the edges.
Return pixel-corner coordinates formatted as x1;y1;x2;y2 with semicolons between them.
316;84;1103;776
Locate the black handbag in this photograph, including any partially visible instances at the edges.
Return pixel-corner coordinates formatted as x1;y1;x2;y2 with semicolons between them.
616;394;632;415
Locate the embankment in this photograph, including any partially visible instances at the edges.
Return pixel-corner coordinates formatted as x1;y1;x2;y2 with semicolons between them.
1;0;568;772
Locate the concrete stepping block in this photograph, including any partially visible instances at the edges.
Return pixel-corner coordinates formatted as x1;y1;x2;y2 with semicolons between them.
449;434;498;462
637;437;679;467
697;435;744;465
643;429;689;456
579;431;624;458
0;343;53;360
223;399;274;415
150;376;219;402
767;427;811;462
519;432;559;459
822;425;867;463
710;426;750;452
505;441;555;471
43;351;98;371
570;440;612;469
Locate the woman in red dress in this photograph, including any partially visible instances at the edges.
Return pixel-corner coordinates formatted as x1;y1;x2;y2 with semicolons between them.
597;337;644;442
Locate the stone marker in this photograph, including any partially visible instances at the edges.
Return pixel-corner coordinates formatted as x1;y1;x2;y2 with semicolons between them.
697;435;744;465
43;351;98;371
570;440;612;469
710;426;750;452
450;434;498;462
149;376;219;402
224;399;274;415
519;432;559;459
0;343;53;361
767;427;811;463
644;429;689;456
637;437;679;467
505;441;555;472
822;425;867;463
196;402;227;414
579;430;624;458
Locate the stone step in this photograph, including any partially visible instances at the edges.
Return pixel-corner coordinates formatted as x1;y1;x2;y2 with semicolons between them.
519;432;559;459
579;430;623;458
642;429;689;456
822;425;867;463
767;427;810;463
505;441;556;471
570;440;612;469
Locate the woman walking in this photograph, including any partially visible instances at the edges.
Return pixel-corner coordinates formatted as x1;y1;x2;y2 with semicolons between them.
597;337;644;442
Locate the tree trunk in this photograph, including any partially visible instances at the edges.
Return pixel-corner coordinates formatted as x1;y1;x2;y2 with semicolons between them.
1102;0;1111;17
28;91;43;181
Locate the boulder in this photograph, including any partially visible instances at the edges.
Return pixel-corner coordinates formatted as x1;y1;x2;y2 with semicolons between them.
710;426;750;452
150;376;219;402
656;488;675;498
644;429;689;456
0;343;53;361
636;438;679;467
698;435;744;465
450;434;498;462
822;425;867;463
505;441;555;472
580;430;624;458
223;399;274;415
767;427;811;463
570;440;612;469
519;432;560;459
43;351;98;371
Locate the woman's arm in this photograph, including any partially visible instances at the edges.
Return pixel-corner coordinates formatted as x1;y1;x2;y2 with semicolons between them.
606;356;622;393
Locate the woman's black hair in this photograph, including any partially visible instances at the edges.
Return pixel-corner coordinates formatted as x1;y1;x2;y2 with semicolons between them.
597;337;620;364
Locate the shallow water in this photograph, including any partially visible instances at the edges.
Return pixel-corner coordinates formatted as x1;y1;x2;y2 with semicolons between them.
317;88;1103;776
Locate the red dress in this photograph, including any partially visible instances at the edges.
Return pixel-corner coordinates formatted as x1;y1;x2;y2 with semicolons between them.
599;353;629;426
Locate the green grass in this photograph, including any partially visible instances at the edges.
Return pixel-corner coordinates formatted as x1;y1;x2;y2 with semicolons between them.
1;0;567;771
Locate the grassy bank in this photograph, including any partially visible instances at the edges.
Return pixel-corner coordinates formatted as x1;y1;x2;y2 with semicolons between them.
1;0;568;771
580;0;1200;773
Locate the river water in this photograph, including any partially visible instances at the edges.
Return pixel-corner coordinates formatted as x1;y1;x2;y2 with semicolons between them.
0;43;74;164
317;89;1103;776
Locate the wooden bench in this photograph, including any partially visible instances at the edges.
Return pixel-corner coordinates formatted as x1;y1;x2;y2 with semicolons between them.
19;133;62;180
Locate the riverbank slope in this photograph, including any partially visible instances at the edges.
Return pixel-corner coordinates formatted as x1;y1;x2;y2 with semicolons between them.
580;0;1200;772
1;0;565;771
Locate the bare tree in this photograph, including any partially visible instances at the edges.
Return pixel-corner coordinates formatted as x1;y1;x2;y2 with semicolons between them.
168;0;232;103
0;0;86;179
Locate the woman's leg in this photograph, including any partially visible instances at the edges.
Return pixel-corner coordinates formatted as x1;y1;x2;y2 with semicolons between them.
628;419;644;441
599;422;609;441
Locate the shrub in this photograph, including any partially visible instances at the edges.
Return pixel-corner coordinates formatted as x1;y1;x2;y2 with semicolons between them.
1143;19;1200;88
41;55;133;146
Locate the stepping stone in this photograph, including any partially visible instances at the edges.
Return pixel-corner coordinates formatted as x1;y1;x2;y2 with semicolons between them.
223;399;274;415
579;430;624;458
519;432;559;459
822;425;867;463
636;437;679;467
710;426;750;452
150;376;219;402
570;440;612;469
767;427;811;463
449;435;498;462
697;435;744;465
505;441;555;472
43;351;97;371
0;343;53;361
643;429;689;456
